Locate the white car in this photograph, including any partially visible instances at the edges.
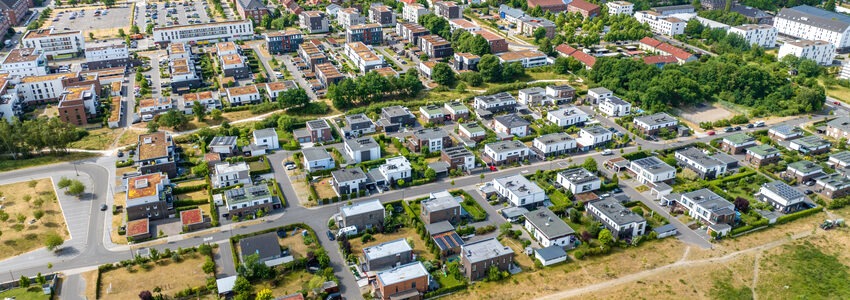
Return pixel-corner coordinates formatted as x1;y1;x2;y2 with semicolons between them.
285;164;296;170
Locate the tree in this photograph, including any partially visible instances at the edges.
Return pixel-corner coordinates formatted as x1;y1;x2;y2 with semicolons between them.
118;28;126;37
478;54;502;82
211;109;223;121
256;289;274;300
684;18;704;36
33;210;44;220
425;168;437;180
431;63;455;86
734;197;750;213
192;102;206;121
825;0;836;11
598;229;613;246
202;258;216;273
146;121;159;133
233;276;253;295
533;27;547;42
67;180;85;196
19;276;30;288
458;71;483;86
45;232;63;251
237;253;273;280
158;110;189;129
501;62;525;81
278;88;309;108
36;273;45;286
102;0;115;7
486;265;502;281
582;157;598;173
58;177;72;188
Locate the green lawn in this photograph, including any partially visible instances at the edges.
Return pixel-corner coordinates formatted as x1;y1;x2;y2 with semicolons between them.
433;272;465;290
549;190;571;207
461;200;487;222
0;152;99;172
0;287;51;300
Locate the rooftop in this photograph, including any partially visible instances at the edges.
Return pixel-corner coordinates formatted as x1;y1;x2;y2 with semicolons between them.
497;50;547;61
127;173;165;201
828;117;850;132
180;208;204;226
816;173;850;190
535;245;567;261
558;168;599;185
486;140;528;153
785;39;831;48
682;188;733;212
830;151;850;164
227;85;260;97
588;87;613;95
376;262;428;286
238;232;280;260
345;136;379;152
676;148;724;168
792;135;830;149
306;119;330;130
220;54;244;66
412;127;449;141
364;238;412;261
302;148;332;162
581;125;611;136
442;146;473;159
340;199;384;217
2;48;42;64
588;198;646;225
634;112;677;127
332;167;368;183
462;238;514;264
524;207;575;239
494;114;530;128
747;144;780;157
432;230;463;251
138;132;171;161
127;218;150;237
224;184;272;206
770;124;803;136
474;29;503;42
210;136;238;147
536;132;575;145
548;106;587;120
420;34;450;46
460;122;486;134
723;133;755;145
444;101;468;112
631;156;675;174
382;105;412;118
449;18;478;29
777;5;850;33
495;174;543;197
183;91;215;102
346;113;372;124
422;192;461;213
761;181;804;201
152;20;251;32
475;92;516;105
788;160;823;174
253;128;278;139
216;42;238;54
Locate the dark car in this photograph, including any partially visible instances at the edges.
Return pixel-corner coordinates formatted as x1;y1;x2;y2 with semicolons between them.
117;150;124;157
804;190;814;195
100;204;108;211
746;124;754;128
734;126;742;131
326;230;335;241
724;127;734;132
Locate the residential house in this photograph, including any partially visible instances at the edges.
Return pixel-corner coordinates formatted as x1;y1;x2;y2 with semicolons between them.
576;126;612;150
378;105;416;133
768;124;803;141
337;8;365;29
136;132;177;178
720;133;756;154
369;4;396;27
444;101;469;121
238;232;281;263
545;85;576;103
376;156;413;186
524;207;576;248
483;140;529;166
302;148;335;172
306;119;334;143
373;262;429;300
225;85;261;106
789;135;831;155
421;191;462;224
758;181;808;214
209;136;238;156
223;184;278;218
419;34;453;59
633;112;678;136
234;0;269;25
567;0;600;18
546;106;588;127
826;117;850;141
829;151;850;174
492;114;530;138
332;168;369;196
527;0;567;13
534;246;568;266
300;11;329;33
212;162;251;188
778;39;835;65
402;3;429;23
815;173;850;199
532;132;576;158
419;105;446;124
458;122;487;142
553;44;596;69
339;199;385;230
344;137;381;163
587;198;647;240
344;113;376;138
461;238;514;281
138;98;172;121
597;96;631;117
408;128;452;152
496;50;549;68
586;87;613;103
453;52;480;71
252;128;279;150
471;30;508;53
264;29;303;54
180;91;221;115
677;188;735;226
745;144;781;167
786;160;824;183
493;174;546;208
607;1;634;15
1;48;48;77
556;168;600;195
363;238;413;271
434;1;460;19
441;146;476;172
473;92;517;118
125;173;173;221
517;87;553;107
629;156;676;185
674;148;727;180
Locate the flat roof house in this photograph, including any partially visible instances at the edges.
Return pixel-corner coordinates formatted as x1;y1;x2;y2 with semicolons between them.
532;132;576;158
494;174;546;208
238;232;281;263
332;168;369;197
827;117;850;141
789;135;831;155
829;151;850;174
339;199;385;231
745;144;781;167
786;160;824;183
758;181;808;214
483;140;529;166
587;198;647;240
492;114;530;138
674;148;727;180
363;238;414;271
768;124;803;141
378;105;416;133
633;112;677;136
344;113;376;138
302;148;335;173
212;161;251;188
720;133;756;154
458;122;487;142
407;128;452;153
421;190;462;224
524;207;577;249
443;101;469;121
136;132;177;178
576;125;612;150
125;172;173;221
534;245;568;266
815;173;850;199
473;92;516;118
556;167;601;195
461;238;514;281
223;184;278;218
440;146;476;172
629;156;676;185
252;128;280;150
677;188;735;226
547;106;588;127
344;136;381;163
373;262;429;300
210;136;239;156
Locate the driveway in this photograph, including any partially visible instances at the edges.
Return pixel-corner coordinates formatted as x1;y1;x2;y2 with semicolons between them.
214;240;237;278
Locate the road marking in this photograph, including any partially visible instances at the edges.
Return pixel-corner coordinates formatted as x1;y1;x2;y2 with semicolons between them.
203;237;213;242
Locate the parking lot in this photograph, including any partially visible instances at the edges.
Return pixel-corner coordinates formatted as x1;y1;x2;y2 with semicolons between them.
137;1;213;29
45;6;132;37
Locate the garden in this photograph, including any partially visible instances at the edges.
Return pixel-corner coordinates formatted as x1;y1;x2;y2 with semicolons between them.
0;179;68;260
97;245;218;299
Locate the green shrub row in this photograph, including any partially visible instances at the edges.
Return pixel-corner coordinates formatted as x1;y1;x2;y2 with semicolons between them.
776;206;823;224
423;283;468;298
173;184;209;194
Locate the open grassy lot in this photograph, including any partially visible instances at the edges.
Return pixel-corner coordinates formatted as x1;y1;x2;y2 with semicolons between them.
69;127;122;150
349;227;435;261
110;191;127;244
312;180;337;200
0;286;50;300
175;189;209;202
82;270;99;300
99;253;209;299
0;179;68;260
117;130;143;147
279;231;312;259
0;152;98;172
257;270;314;296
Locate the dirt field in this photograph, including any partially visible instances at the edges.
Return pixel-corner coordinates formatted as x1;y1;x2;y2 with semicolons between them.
117;130;143;147
675;103;736;126
279;230;312;259
349;227;435;261
82;270;98;300
0;179;68;260
110;192;127;244
99;253;209;299
312;179;336;200
69;127;121;150
258;270;315;296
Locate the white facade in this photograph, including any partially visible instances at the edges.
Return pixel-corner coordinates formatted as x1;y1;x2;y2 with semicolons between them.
337;8;365;29
344;138;381;163
556;168;601;195
153;20;254;44
344;42;385;73
21;29;85;57
778;40;836;66
598;96;631;117
403;3;430;23
629;157;677;184
524;218;571;248
532;134;576;155
493;119;528;138
483;141;529;163
497;50;550;68
225;85;261;105
606;1;634;15
634;11;686;36
379;156;412;182
774;6;850;49
12;74;67;102
576;127;612;148
729;24;777;49
546;107;588;127
85;44;129;63
252;129;280;150
493;174;546;207
212;162;251;188
0;49;48;77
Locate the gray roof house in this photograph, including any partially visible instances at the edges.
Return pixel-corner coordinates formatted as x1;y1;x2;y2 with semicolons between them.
238;232;281;263
362;238;414;271
302;148;334;172
339;199;385;230
586;198;647;240
523;207;576;248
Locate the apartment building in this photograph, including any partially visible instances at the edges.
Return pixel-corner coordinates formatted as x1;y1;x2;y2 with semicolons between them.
300;11;330;33
234;0;269;24
634;11;686;36
496;50;549;68
419;34;453;58
337;8;365;29
566;0;600;18
22;28;85;58
264;29;303;54
434;1;460;19
57;84;98;126
402;3;429;23
152;20;253;45
778;39;836;65
225;85;261;106
1;48;47;77
315;63;345;88
395;22;430;45
136;132;177;177
369;4;396;27
606;1;634;15
774;5;850;49
125;172;173;221
471;29;508;53
729;24;777;49
345;42;385;73
346;23;383;45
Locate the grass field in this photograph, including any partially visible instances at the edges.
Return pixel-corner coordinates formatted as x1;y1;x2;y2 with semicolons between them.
69;127;121;150
110;192;127;244
279;231;312;259
0;286;50;300
0;152;98;172
82;270;98;300
349;227;435;261
0;179;68;260
99;253;209;299
312;180;337;200
117;130;143;147
258;270;315;296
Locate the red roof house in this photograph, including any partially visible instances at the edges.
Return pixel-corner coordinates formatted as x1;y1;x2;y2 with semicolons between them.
567;0;600;18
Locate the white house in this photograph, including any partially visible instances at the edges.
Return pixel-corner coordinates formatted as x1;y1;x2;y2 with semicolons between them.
496;50;550;68
21;28;85;57
344;137;381;163
633;112;678;135
758;181;808;214
674;148;727;180
0;48;48;77
402;3;429;23
587;87;613;102
524;207;576;248
212;162;251;188
576;126;612;149
597;96;631;117
634;11;686;36
556;168;601;195
547;106;588;127
210;136;239;155
629;156;676;185
532;132;576;158
534;246;567;266
492;114;530;137
774;5;850;49
483;140;529;165
252;128;280;150
729;24;777;48
586;198;647;240
606;1;634;15
778;39;835;66
332;168;368;196
494;174;546;207
226;85;261;106
337;8;365;29
379;156;412;183
677;188;735;226
517;87;553;107
152;20;254;44
85;44;130;69
302;148;335;172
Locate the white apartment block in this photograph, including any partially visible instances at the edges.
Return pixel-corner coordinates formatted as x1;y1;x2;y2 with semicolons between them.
344;42;385;73
403;3;430;23
337;8;365;29
0;48;48;77
774;5;850;49
546;106;588;127
778;39;836;65
212;162;251;188
634;11;686;36
85;44;129;63
606;1;634;15
21;28;85;58
729;24;777;49
11;73;69;103
629;157;676;185
225;85;261;105
576;126;612;148
493;174;546;207
153;20;254;44
597;96;631;117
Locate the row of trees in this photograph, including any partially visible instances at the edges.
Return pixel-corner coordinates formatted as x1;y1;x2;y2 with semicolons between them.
327;71;424;109
0;118;87;159
477;55;525;83
451;30;491;56
588;54;825;116
418;14;451;39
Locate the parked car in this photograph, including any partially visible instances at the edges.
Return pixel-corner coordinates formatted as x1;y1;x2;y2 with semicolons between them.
746;124;754;128
100;204;108;211
804;190;814;195
724;127;734;132
707;130;716;136
326;230;335;241
117;150;124;157
286;164;296;170
602;149;613;156
734;126;742;131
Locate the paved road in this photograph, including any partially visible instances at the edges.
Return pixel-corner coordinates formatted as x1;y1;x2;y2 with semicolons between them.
214;240;237;278
248;42;277;82
280;54;318;100
57;273;85;299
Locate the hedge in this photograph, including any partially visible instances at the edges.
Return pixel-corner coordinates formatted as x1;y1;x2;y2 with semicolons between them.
115;159;134;168
173;184;209;194
423;283;468;298
776;206;823;224
173;199;209;207
249;158;272;176
269;179;287;207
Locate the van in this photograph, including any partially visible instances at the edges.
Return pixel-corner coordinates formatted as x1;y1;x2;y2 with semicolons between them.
337;226;357;238
754;121;765;127
602;149;613;156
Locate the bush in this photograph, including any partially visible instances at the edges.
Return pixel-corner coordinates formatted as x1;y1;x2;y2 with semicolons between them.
573;250;585;259
173;184;209;194
115;159;134;167
776;206;822;224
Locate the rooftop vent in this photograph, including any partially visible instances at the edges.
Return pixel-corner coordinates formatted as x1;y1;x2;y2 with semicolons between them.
135;178;149;188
